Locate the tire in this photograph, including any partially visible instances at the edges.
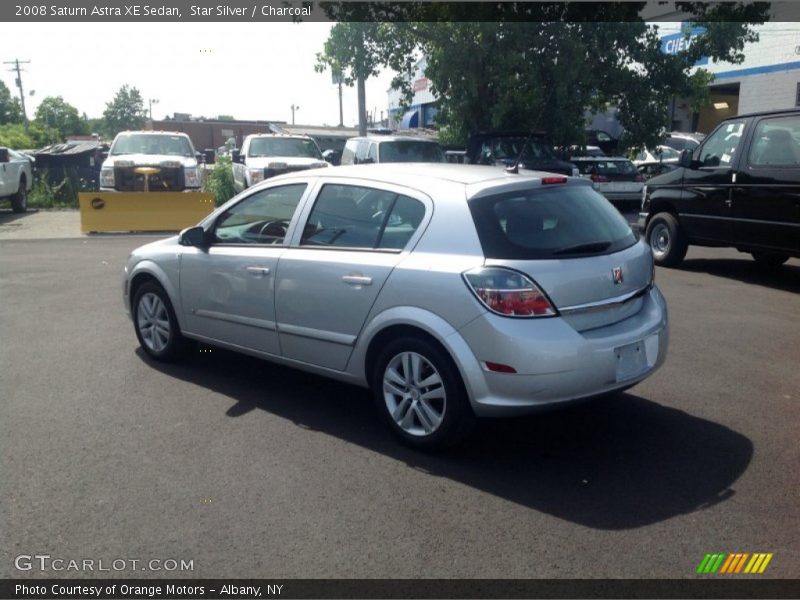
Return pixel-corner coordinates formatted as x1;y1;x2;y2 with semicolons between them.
132;282;188;361
751;251;789;268
372;336;476;451
645;212;688;267
11;179;27;213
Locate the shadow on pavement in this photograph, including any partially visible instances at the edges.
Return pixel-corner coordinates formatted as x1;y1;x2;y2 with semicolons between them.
0;208;37;226
679;256;800;293
137;346;753;530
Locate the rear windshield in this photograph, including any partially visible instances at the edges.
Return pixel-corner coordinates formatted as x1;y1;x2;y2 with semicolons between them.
249;137;322;159
575;160;638;176
468;184;636;259
379;141;445;163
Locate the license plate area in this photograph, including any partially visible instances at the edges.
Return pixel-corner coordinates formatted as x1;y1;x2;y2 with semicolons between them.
615;339;649;382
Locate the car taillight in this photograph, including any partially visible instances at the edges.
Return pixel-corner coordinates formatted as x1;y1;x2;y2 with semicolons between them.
463;267;556;317
542;176;568;185
590;174;609;183
634;174;645;182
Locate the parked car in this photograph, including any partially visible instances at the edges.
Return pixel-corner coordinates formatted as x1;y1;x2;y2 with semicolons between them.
0;147;33;213
585;129;619;155
340;136;446;165
631;145;681;166
232;134;329;193
124;164;668;450
568;145;606;158
466;132;579;176
663;131;706;152
640;109;800;267
100;131;203;192
637;161;679;180
572;157;645;209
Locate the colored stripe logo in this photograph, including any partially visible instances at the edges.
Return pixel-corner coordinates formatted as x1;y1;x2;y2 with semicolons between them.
697;553;773;574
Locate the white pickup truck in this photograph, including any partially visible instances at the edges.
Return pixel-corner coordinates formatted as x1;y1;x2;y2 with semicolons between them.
0;147;33;213
99;131;202;192
232;134;329;193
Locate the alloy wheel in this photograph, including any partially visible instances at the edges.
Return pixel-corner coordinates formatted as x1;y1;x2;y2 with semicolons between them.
383;351;447;436
136;292;171;353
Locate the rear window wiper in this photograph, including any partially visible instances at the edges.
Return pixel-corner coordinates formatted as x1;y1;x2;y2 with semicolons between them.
552;241;612;256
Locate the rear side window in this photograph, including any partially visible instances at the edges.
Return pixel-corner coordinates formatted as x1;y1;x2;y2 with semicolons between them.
468;185;636;259
301;184;425;250
748;116;800;167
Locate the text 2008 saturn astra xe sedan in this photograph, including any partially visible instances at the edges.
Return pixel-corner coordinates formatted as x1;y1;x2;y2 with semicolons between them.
123;163;668;450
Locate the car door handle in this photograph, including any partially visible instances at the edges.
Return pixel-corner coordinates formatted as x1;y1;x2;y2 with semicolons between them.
342;275;372;286
245;266;271;276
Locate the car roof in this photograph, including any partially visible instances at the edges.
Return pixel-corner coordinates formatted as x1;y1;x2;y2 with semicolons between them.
118;131;189;137
349;136;440;143
247;133;312;139
571;156;632;162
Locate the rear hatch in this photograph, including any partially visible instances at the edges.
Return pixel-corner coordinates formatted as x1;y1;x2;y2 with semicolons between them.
468;180;652;332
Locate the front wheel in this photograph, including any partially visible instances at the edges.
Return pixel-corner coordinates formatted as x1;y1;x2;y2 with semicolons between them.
132;282;188;361
751;251;789;268
645;212;688;267
11;180;27;213
372;336;475;451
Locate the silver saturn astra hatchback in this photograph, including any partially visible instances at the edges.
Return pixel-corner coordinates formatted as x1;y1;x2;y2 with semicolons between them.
124;163;668;449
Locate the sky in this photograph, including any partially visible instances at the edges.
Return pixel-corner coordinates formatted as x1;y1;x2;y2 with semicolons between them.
0;22;397;127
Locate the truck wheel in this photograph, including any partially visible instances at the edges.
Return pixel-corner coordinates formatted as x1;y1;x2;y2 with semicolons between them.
645;212;687;267
11;179;27;213
751;251;789;268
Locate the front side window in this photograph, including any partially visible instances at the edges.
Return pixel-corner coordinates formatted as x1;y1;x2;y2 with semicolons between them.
469;185;636;259
748;116;800;167
213;184;306;245
697;120;746;168
301;184;425;250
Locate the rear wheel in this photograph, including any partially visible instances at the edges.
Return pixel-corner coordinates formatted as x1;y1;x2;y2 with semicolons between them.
133;282;188;361
646;212;687;267
11;179;27;213
372;336;475;451
751;251;789;268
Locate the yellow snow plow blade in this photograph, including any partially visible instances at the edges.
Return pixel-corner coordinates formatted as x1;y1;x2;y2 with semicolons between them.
78;192;215;233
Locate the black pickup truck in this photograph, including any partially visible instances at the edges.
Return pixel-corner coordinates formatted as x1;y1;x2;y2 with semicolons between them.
461;131;578;176
640;109;800;268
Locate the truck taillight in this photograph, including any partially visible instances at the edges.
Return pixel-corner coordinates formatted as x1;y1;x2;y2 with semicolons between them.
463;267;556;317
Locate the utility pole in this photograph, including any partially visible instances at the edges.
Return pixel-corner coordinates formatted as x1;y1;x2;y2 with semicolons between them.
149;98;159;122
332;69;344;128
4;59;31;129
290;104;299;125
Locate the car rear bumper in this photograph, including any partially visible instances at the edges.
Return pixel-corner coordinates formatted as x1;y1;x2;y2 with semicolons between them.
454;285;668;417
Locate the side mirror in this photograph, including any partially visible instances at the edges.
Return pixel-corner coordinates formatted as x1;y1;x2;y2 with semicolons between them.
195;151;203;162
0;147;9;163
179;226;208;247
679;148;694;169
204;149;216;164
232;150;242;164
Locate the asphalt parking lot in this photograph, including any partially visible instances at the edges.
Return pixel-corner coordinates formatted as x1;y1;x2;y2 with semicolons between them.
1;211;799;580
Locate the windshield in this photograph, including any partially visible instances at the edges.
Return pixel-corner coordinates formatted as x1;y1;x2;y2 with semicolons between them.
111;134;194;157
468;184;636;259
379;141;445;163
248;137;322;158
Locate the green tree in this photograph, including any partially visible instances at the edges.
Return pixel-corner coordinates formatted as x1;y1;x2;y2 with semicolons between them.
315;23;415;135
0;122;49;148
0;80;23;125
102;84;146;137
33;96;88;142
322;3;768;149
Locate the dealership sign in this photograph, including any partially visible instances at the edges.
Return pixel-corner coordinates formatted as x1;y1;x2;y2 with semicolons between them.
661;25;709;66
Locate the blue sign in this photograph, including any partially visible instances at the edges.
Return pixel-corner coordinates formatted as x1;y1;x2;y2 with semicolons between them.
661;25;709;66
